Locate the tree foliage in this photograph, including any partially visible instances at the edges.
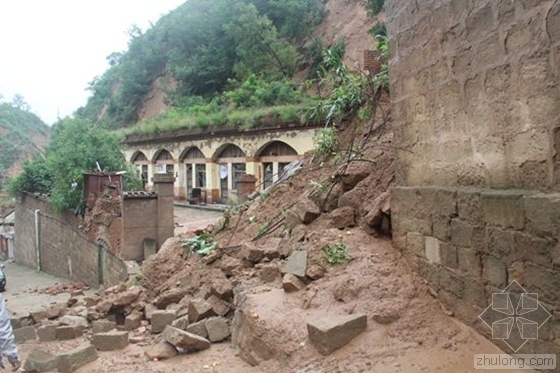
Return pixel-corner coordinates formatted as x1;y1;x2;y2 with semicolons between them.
8;117;141;212
78;0;325;129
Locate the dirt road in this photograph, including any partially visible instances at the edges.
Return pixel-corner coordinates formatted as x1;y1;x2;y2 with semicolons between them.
1;260;84;317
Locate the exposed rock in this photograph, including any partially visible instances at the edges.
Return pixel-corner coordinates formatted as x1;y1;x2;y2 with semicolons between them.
306;264;326;280
112;287;142;307
92;320;116;334
95;299;113;314
144;304;157;320
124;311;143;331
37;324;57;342
46;303;66;319
210;278;234;301
218;255;243;277
283;250;308;278
188;299;216;323
59;315;88;328
276;238;294;258
14;325;37;343
57;344;98;373
83;295;101;307
30;310;49;324
282;274;306;292
284;210;302;230
207;295;231;317
331;206;356;229
162;325;211;351
56;325;83;341
259;263;280;283
23;348;59;372
205;317;230;342
339;166;369;191
295;196;321;224
153;288;189;309
186;320;208;339
92;330;129;351
151;311;176;334
307;314;367;355
290;224;308;242
372;313;400;325
243;243;266;263
144;341;178;360
171;314;190;331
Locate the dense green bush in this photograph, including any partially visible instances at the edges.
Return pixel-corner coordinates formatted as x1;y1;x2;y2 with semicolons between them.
225;75;302;108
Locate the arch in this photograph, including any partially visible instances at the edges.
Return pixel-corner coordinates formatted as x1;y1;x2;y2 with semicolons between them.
255;141;297;157
179;146;205;163
213;143;246;161
152;149;174;164
130;150;148;163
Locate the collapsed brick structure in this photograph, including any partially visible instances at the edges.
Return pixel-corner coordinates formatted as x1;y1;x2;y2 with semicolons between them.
14;174;176;287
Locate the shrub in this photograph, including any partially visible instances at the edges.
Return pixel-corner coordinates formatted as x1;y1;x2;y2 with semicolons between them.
323;243;351;265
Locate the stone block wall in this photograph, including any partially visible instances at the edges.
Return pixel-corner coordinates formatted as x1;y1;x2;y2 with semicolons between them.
392;186;560;353
387;0;560;355
386;0;560;189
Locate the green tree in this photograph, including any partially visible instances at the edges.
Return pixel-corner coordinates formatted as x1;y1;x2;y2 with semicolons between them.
9;117;141;211
225;2;299;80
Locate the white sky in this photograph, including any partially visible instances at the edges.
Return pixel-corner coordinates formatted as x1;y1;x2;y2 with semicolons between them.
0;0;186;125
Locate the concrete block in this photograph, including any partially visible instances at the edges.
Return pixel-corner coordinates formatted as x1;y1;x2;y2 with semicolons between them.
124;312;143;331
56;325;83;341
23;348;59;372
463;280;487;308
513;232;554;268
144;303;157;320
163;325;211;351
282;273;306;292
283;250;308;278
406;232;424;257
525;194;560;236
425;237;441;264
439;268;463;297
457;248;482;277
487;227;514;260
205;316;230;342
186;320;208;339
14;325;36;343
457;189;481;222
57;344;98;373
450;219;473;248
482;256;507;288
30;310;49;324
37;324;57;342
440;242;458;269
307;314;367;355
432;216;451;241
417;258;440;288
171;315;190;331
151;310;176;334
92;330;129;351
187;299;215;323
92;320;116;334
481;191;525;229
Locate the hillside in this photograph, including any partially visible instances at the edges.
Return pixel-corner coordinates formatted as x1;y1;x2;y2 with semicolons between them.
0;103;50;189
77;0;381;132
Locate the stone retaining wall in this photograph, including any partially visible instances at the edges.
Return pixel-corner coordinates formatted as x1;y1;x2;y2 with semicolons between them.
392;186;560;353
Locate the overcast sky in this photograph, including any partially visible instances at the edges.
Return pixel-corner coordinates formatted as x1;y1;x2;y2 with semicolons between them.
0;0;186;125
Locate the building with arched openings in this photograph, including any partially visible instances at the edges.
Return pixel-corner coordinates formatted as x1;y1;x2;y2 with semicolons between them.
124;122;321;204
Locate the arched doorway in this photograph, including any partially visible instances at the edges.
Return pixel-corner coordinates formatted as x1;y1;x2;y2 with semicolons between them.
153;149;175;177
180;147;206;203
131;151;149;189
214;144;246;203
256;141;298;190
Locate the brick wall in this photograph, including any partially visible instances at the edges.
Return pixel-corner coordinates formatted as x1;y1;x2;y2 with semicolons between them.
121;195;158;261
14;195;127;287
387;0;560;355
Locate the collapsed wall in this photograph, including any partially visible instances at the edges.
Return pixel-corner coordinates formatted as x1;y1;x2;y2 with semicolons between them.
387;0;560;353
